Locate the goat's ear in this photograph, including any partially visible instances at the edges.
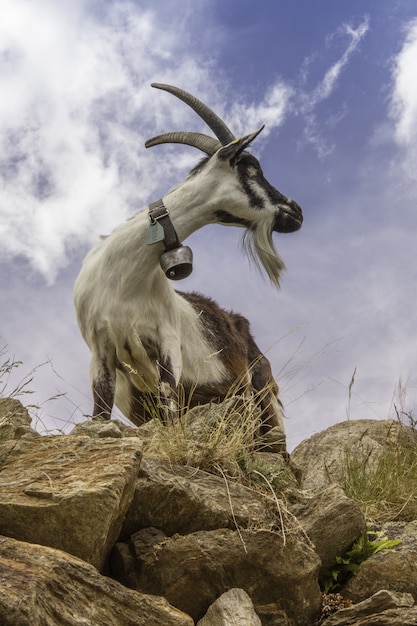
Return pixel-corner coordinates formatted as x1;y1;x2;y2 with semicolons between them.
217;126;265;162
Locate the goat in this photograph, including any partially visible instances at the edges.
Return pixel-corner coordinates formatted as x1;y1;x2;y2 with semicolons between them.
73;83;303;454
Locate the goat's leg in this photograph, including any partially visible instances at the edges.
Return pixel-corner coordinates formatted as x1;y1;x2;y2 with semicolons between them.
252;360;284;431
90;354;116;420
249;352;287;456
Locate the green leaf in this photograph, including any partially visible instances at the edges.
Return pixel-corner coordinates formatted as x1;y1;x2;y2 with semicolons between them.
318;528;402;593
373;538;402;553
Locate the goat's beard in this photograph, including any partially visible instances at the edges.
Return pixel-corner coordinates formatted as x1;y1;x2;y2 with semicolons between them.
242;217;286;288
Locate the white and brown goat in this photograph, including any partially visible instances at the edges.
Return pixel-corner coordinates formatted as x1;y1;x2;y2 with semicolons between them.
74;83;303;454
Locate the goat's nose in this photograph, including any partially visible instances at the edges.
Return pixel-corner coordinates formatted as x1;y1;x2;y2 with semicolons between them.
273;200;303;233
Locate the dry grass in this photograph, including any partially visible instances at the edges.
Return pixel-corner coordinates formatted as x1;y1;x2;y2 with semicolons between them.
335;376;417;525
140;381;297;497
337;443;417;525
0;345;36;401
0;345;72;434
144;395;263;476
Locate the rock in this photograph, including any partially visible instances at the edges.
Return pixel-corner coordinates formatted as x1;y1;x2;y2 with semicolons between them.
111;527;169;588
111;540;139;589
257;425;287;454
112;419;144;437
184;396;260;439
321;589;416;625
291;419;417;491
196;588;262;625
3;396;417;626
0;535;193;626
135;418;160;440
0;398;39;440
342;521;417;602
254;604;291;625
126;527;322;624
120;456;277;539
289;484;366;567
69;417;123;438
340;608;417;625
0;435;143;569
252;451;300;489
69;417;142;439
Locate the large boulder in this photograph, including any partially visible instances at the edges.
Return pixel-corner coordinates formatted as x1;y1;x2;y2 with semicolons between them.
291;419;417;491
0;435;143;569
120;456;277;539
289;484;366;567
123;527;322;624
0;535;193;626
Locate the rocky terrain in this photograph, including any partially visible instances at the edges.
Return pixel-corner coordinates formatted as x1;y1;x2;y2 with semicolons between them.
1;396;417;625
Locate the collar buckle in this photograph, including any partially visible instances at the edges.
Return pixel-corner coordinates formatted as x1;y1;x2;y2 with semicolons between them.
147;199;193;280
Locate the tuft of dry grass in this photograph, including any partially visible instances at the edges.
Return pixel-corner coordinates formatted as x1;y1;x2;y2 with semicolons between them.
391;376;417;429
0;345;72;434
140;391;302;541
331;374;417;525
144;395;262;476
0;345;36;401
338;443;417;525
141;390;298;513
129;354;292;485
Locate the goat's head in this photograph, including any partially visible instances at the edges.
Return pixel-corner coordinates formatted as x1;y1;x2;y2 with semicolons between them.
145;83;303;287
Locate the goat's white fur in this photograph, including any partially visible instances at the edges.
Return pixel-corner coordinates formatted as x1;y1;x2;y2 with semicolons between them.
75;161;243;404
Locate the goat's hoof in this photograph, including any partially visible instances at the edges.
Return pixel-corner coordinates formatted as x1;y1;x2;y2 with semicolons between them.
92;414;112;422
257;426;287;454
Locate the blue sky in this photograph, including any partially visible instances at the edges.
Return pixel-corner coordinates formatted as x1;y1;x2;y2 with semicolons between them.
1;0;416;449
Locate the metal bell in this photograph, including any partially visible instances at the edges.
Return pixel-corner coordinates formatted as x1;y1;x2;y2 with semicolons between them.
160;245;193;280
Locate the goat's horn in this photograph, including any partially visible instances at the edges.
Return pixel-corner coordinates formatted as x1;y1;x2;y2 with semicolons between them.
145;132;221;156
151;83;235;146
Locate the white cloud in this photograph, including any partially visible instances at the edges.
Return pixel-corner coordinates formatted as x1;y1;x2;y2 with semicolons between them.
297;16;370;157
0;0;299;283
228;83;294;138
390;19;417;178
0;0;215;281
310;17;370;106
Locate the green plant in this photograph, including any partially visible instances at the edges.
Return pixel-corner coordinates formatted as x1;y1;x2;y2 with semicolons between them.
319;529;401;593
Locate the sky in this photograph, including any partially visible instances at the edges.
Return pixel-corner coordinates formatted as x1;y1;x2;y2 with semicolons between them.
1;0;417;450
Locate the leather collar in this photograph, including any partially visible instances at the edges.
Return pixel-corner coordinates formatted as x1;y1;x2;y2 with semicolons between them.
148;200;181;250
